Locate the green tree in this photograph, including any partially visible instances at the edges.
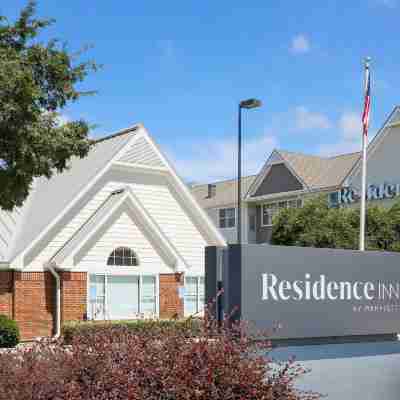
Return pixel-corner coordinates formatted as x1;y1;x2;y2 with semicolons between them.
0;1;97;211
271;195;400;252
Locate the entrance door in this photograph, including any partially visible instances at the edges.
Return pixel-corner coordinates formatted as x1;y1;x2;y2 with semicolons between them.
108;275;139;319
88;274;157;320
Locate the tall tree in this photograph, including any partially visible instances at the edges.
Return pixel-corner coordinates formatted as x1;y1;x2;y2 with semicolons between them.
0;1;97;211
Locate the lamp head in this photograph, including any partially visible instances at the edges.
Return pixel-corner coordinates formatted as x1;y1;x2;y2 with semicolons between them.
239;98;262;109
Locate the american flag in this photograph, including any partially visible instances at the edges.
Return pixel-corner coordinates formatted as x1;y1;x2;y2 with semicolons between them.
362;66;371;136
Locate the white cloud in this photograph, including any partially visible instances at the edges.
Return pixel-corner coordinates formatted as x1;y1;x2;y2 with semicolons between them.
339;111;362;140
318;111;363;156
318;140;361;157
294;106;332;130
290;34;311;54
167;133;279;183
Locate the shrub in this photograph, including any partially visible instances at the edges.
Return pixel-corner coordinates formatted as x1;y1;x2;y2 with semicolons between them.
0;313;319;400
0;315;20;348
62;317;202;344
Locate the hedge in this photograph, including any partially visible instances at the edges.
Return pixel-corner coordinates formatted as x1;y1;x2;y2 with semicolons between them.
62;318;202;344
0;315;317;399
0;315;20;348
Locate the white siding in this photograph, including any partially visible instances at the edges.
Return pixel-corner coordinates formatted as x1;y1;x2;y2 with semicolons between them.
0;207;23;261
132;183;207;275
26;177;208;276
26;181;123;269
77;211;171;275
118;136;165;168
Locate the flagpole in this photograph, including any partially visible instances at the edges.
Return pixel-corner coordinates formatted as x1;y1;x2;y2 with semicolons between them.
359;57;371;251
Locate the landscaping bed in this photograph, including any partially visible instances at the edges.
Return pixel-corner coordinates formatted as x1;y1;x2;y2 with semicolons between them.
0;315;319;400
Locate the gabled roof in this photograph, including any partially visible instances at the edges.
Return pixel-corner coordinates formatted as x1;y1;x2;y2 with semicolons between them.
277;150;361;190
191;175;257;209
8;126;140;262
245;148;361;200
6;123;226;265
50;187;187;271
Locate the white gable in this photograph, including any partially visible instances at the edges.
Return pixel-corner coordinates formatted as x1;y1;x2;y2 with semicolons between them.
8;127;139;263
118;135;166;169
76;211;171;275
9;123;224;274
131;182;207;274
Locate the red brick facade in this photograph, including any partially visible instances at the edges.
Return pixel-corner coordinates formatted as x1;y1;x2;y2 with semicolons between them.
0;271;13;318
159;273;184;319
0;271;184;340
0;271;88;340
13;272;55;339
60;271;87;323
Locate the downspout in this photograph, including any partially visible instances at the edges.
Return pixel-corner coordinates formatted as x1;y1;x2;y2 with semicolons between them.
44;261;61;338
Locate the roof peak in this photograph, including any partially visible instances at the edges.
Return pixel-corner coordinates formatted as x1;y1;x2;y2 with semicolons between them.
92;124;142;144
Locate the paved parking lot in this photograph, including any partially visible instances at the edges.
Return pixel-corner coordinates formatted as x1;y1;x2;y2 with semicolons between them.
270;341;400;399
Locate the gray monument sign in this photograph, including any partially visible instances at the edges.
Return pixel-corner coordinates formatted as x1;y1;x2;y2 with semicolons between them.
205;244;400;339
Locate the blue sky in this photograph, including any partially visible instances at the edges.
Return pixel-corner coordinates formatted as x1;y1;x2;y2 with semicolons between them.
3;0;400;183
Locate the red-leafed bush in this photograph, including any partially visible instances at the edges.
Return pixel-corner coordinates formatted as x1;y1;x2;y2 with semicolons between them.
0;313;319;400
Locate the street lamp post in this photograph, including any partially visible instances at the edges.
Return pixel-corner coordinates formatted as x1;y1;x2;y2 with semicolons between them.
237;98;262;245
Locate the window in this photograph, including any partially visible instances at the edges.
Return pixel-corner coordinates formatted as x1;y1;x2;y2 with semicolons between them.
249;214;256;231
89;275;106;320
107;247;139;266
329;192;339;207
219;208;236;228
88;274;157;320
184;276;205;316
262;199;302;226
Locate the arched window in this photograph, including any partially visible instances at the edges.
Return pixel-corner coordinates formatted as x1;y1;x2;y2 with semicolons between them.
107;247;139;266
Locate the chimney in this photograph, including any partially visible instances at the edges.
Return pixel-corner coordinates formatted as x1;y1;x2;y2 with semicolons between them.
207;184;216;198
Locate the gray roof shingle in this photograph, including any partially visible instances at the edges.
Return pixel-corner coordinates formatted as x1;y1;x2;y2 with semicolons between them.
190;175;256;209
277;150;361;189
10;126;139;261
191;150;360;208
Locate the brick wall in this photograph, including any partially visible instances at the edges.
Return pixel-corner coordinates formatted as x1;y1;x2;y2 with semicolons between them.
60;271;87;323
0;271;13;318
159;273;184;318
13;271;55;340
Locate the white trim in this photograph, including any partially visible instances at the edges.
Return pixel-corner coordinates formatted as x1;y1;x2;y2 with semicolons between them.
183;274;205;317
246;151;308;200
140;128;226;247
112;161;168;174
246;185;341;203
246;150;283;197
12;126;142;265
13;124;226;270
0;262;10;270
50;187;187;272
260;198;303;228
